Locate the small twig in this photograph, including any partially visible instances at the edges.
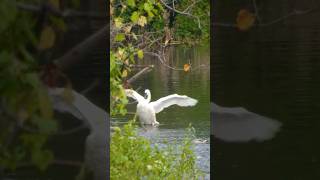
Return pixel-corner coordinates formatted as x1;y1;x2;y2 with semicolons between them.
145;51;184;71
159;0;201;28
54;123;88;135
252;0;262;23
80;78;100;95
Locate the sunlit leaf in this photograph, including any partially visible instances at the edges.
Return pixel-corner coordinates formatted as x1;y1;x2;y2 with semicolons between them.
183;64;191;72
137;50;144;59
114;18;123;28
130;11;139;23
115;33;126;42
38;26;56;50
123;25;132;34
127;0;136;7
122;70;128;77
144;2;153;11
147;11;154;18
236;9;255;31
138;16;147;27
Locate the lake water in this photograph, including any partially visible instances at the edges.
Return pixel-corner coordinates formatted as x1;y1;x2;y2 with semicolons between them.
114;46;211;178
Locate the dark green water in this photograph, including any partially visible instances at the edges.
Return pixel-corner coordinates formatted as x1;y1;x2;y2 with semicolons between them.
213;1;320;179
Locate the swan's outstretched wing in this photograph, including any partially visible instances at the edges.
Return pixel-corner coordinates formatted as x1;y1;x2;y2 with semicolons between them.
124;89;145;102
150;94;198;113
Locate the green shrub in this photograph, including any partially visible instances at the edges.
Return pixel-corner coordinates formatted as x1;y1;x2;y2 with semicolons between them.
110;122;203;180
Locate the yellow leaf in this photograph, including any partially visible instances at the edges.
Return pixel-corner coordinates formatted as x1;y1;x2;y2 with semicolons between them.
236;9;255;31
110;4;114;16
138;16;147;27
117;48;125;59
123;25;132;34
122;70;128;77
114;18;123;28
137;50;144;59
38;26;56;50
183;64;191;72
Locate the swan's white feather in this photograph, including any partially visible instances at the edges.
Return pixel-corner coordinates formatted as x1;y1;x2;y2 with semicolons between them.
125;89;197;125
125;89;146;103
150;94;198;113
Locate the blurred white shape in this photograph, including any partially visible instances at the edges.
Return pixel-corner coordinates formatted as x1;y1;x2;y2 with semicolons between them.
212;102;281;142
48;88;107;180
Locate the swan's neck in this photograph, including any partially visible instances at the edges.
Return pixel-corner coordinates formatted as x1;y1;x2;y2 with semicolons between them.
145;91;151;103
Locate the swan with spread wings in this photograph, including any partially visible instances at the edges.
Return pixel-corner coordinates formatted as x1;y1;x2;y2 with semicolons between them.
125;89;198;126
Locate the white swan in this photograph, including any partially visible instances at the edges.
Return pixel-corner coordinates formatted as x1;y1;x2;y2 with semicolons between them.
211;102;281;142
48;88;107;180
125;89;198;126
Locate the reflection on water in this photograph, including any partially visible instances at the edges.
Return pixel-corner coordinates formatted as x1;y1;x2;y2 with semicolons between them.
123;46;210;178
213;1;320;179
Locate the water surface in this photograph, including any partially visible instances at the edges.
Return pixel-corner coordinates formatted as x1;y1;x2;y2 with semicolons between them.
121;46;211;178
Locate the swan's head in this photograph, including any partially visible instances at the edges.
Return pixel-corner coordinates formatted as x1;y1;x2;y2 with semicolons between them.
124;89;133;96
144;89;151;96
144;89;151;102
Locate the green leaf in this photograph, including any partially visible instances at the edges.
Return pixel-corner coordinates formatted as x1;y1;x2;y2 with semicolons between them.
144;3;153;11
38;26;56;50
137;50;144;59
49;16;67;32
127;0;136;7
147;11;154;18
130;11;139;23
114;18;123;28
115;34;125;42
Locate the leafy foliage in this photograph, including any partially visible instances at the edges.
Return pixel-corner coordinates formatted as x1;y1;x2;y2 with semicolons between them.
173;0;210;45
0;0;77;172
110;122;203;179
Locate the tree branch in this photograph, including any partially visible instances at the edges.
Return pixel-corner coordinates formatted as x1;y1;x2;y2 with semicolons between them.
54;24;109;70
16;2;106;19
159;0;202;28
